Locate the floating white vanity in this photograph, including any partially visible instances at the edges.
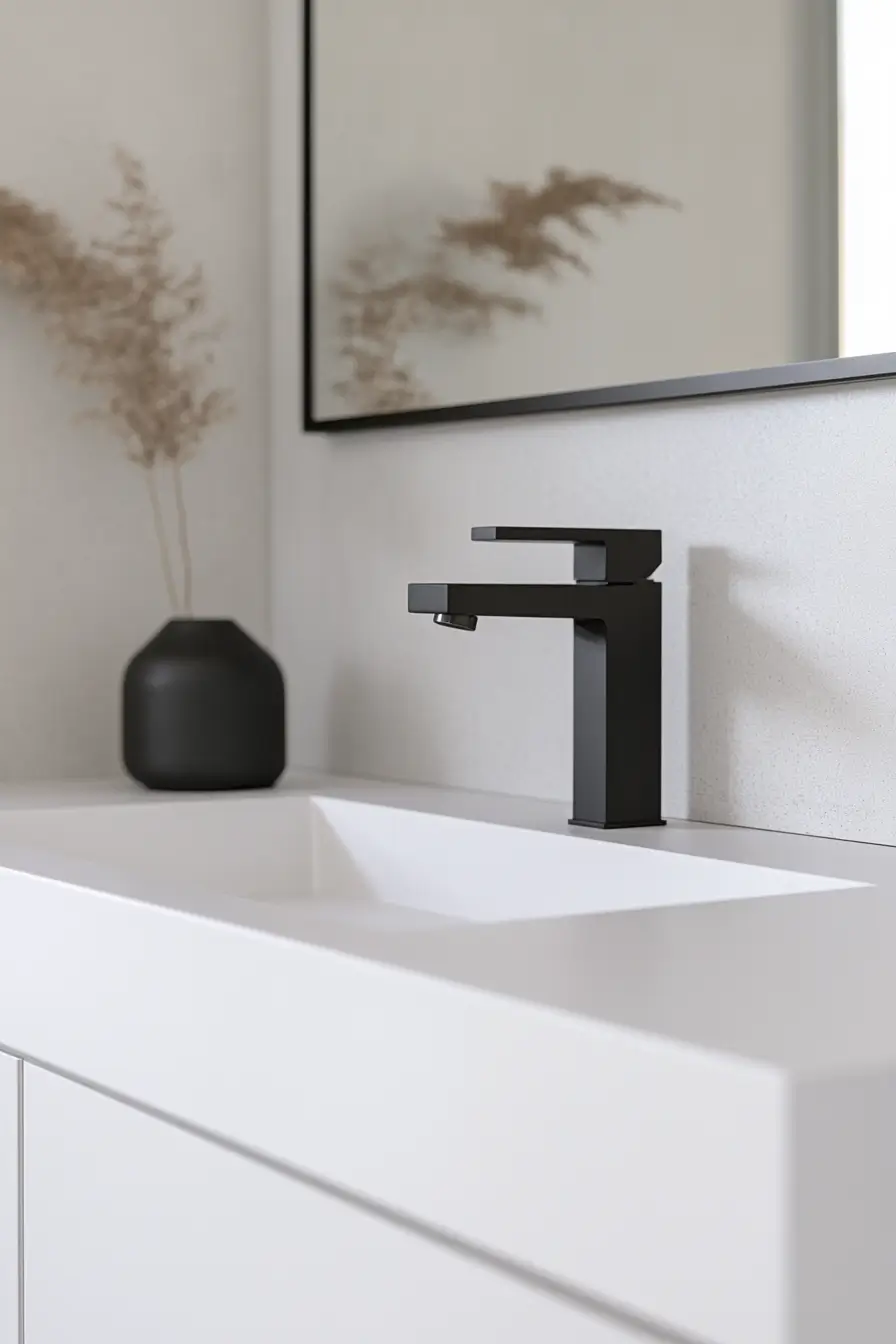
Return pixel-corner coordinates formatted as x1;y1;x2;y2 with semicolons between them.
0;777;895;1344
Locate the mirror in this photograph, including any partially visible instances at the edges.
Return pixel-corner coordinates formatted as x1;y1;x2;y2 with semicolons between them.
305;1;896;431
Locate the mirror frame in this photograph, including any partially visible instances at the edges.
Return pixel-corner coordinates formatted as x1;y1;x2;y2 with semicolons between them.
302;0;896;435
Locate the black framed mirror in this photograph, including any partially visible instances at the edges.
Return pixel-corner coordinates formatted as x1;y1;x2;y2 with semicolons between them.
304;0;896;433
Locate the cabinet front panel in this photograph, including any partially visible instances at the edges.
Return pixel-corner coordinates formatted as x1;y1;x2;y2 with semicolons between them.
24;1065;668;1344
0;1052;19;1344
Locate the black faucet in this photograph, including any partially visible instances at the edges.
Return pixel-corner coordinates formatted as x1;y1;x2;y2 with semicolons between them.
408;526;664;829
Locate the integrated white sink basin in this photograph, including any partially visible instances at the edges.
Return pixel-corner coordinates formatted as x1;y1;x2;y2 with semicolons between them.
0;794;860;930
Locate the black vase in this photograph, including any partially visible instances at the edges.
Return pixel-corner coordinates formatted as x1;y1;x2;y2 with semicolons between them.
123;619;286;791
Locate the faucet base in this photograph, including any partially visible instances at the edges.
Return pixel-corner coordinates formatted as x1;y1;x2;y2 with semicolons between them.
568;817;667;831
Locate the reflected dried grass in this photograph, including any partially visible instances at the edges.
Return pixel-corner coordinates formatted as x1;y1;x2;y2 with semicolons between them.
333;166;679;414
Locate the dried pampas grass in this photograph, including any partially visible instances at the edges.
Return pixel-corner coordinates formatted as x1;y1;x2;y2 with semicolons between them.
0;149;233;614
332;166;680;415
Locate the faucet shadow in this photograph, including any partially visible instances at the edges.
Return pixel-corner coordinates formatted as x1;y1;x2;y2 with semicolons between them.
687;546;874;825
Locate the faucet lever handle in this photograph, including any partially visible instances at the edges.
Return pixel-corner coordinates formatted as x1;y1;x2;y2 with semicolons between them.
471;527;661;583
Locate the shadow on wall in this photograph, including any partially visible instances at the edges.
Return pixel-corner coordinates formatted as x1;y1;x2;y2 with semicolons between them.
687;546;873;826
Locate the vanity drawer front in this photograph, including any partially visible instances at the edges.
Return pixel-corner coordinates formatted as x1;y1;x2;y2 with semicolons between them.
24;1065;669;1344
0;1052;19;1344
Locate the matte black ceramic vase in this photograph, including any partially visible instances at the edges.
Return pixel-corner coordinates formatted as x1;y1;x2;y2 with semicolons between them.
123;619;286;791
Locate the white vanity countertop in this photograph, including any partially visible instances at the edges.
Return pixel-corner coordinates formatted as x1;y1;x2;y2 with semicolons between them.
0;771;892;1075
1;774;894;1344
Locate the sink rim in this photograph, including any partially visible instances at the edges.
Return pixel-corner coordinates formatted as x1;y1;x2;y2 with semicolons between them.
0;790;866;934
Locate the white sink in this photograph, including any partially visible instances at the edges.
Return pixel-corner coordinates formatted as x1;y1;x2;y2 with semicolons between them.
0;794;860;930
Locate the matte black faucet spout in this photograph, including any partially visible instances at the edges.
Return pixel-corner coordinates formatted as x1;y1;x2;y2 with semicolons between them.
408;527;664;830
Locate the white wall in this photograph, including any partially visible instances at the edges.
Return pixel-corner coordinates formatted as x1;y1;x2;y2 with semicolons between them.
0;0;269;781
274;0;896;847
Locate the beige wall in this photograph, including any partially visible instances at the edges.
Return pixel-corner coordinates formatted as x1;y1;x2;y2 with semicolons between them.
275;0;896;847
0;0;269;780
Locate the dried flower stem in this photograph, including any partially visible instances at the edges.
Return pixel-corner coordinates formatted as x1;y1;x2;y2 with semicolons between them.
170;461;194;617
144;466;180;614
